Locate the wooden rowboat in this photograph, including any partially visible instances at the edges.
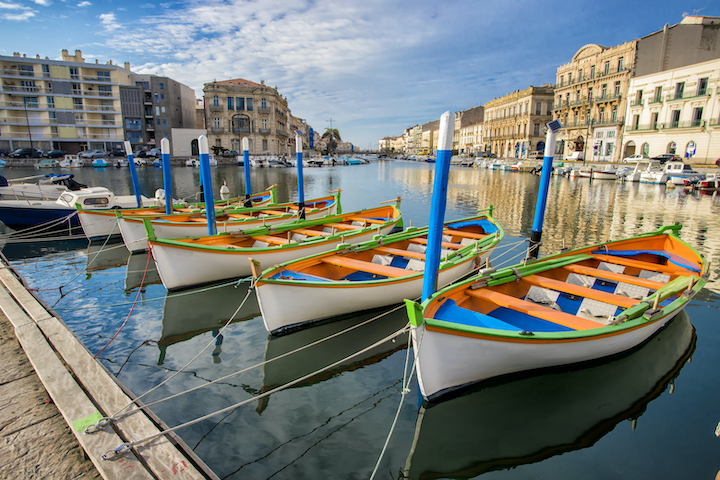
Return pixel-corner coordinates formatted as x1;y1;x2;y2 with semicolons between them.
77;185;277;241
118;191;340;253
147;202;402;291
254;209;503;334
405;225;707;401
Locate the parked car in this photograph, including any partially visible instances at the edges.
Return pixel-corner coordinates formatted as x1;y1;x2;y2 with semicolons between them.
9;148;43;158
621;154;647;164
109;147;126;157
565;152;584;161
133;150;148;158
527;151;544;159
146;148;162;158
79;149;107;159
44;149;67;158
222;150;239;157
651;153;682;164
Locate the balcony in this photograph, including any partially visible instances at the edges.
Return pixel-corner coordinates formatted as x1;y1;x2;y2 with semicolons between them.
627;123;658;132
661;120;704;130
259;106;270;113
77;133;123;140
258;128;271;134
275;129;288;137
210;126;224;133
231;127;252;133
630;99;643;107
209;104;223;112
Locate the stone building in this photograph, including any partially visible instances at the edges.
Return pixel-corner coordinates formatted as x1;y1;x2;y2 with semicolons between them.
484;86;555;158
454;106;484;155
620;16;720;164
553;41;636;162
203;78;296;156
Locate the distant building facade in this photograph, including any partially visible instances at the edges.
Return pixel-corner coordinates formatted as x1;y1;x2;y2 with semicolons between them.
454;106;484;154
203;78;296;156
484;86;554;158
553;41;636;162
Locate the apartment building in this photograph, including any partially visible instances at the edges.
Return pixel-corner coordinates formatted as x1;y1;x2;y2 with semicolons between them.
203;78;298;156
0;49;198;155
0;50;132;154
623;57;720;163
484;86;554;158
454;106;484;155
553;41;636;162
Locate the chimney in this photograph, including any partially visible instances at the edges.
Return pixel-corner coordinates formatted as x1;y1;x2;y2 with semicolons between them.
124;62;131;71
13;52;20;57
95;59;99;64
261;80;265;85
74;49;84;62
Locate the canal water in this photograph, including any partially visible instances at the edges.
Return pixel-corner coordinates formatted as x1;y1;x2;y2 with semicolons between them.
1;161;718;479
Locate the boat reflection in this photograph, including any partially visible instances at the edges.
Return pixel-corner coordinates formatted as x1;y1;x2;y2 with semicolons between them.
158;281;260;365
124;252;162;291
85;241;129;272
257;307;409;414
402;312;696;479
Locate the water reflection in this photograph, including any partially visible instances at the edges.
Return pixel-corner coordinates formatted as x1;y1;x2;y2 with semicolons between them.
257;307;408;414
85;241;129;272
124;252;162;291
158;282;260;365
402;312;696;479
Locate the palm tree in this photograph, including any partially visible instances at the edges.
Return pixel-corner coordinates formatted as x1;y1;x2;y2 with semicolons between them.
321;128;342;155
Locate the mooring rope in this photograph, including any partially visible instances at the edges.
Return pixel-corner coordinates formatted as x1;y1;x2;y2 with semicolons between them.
99;323;412;460
0;210;80;241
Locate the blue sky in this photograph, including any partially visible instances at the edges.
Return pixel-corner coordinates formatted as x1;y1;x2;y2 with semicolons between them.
0;0;715;149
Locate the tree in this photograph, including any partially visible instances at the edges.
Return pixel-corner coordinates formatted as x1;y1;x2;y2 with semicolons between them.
321;128;342;155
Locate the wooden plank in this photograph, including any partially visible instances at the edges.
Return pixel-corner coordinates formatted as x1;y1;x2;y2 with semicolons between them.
260;209;292;216
251;234;289;245
374;246;426;259
443;228;486;239
320;255;409;278
290;228;329;237
563;264;667;289
0;267;212;480
591;253;691;275
524;274;637;308
324;222;361;231
409;238;462;249
466;288;605;331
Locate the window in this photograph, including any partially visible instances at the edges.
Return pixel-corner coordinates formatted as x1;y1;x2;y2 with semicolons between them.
604;61;609;75
579;68;583;80
72;83;81;95
69;67;79;80
601;84;607;98
155;106;160;116
98;85;112;96
692;107;703;127
47;96;55;108
20;80;37;92
236;97;244;110
635;90;642;105
157;119;161;126
559;75;564;87
650;112;658;129
618;57;624;71
670;110;681;128
590;65;595;78
160;93;164;100
128;131;143;143
698;77;708;96
588;88;593;102
533;123;540;136
97;71;110;81
535;102;542;115
160;83;164;90
162;119;167;129
632;114;639;129
42;64;50;77
23;96;39;108
161;106;165;113
261;98;267;110
73;98;83;110
75;112;85;123
155;93;159;102
262;139;268;151
653;86;662;102
228;97;234;110
568;72;572;84
261;119;267;129
101;114;114;126
599;107;605;123
674;82;684;99
246;98;253;111
126;119;141;130
546;103;552;115
213;96;219;106
614;81;620;96
213;117;221;128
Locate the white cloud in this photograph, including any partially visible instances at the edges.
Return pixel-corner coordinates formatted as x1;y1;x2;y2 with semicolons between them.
77;1;91;6
3;11;34;20
99;12;118;30
0;1;29;9
31;0;51;5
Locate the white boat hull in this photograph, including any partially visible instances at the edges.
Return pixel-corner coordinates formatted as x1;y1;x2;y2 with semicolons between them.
257;252;490;334
591;170;617;180
411;309;679;401
152;225;395;291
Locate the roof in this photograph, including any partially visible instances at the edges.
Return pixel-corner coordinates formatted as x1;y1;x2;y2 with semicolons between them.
215;78;263;87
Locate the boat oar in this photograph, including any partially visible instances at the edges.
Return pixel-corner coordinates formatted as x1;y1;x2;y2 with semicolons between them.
421;111;454;302
528;119;563;259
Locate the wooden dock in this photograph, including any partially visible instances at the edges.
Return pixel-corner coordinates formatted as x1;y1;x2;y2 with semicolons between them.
0;256;218;479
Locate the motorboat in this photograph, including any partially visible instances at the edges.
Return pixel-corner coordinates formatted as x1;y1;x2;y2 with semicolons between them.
640;161;705;185
0;173;86;201
591;164;619;180
617;160;662;182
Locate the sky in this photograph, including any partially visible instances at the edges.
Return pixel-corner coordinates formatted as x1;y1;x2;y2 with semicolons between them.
0;0;716;150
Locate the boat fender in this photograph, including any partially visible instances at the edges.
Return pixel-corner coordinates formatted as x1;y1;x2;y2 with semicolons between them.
478;267;496;276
